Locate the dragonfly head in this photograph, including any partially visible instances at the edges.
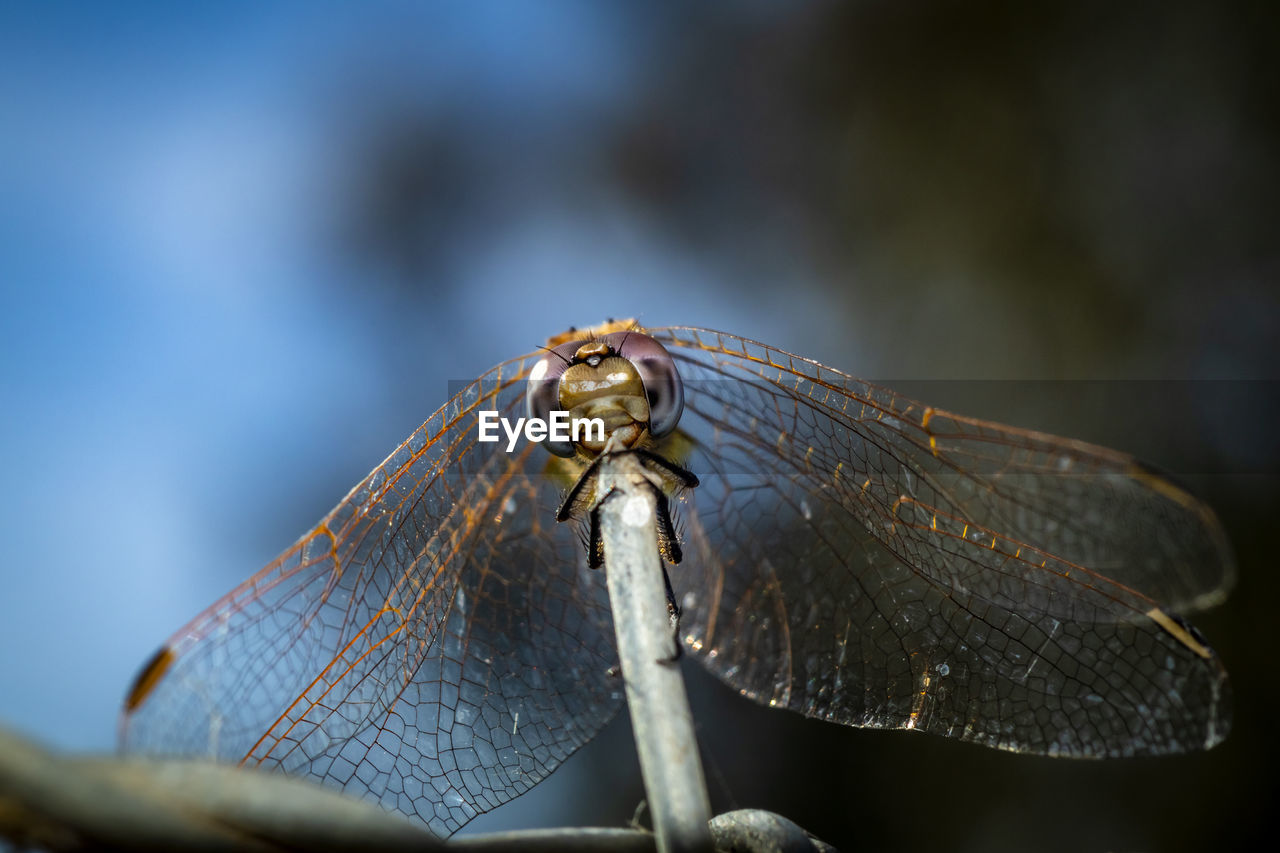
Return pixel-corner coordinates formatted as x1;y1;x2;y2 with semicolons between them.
527;331;684;458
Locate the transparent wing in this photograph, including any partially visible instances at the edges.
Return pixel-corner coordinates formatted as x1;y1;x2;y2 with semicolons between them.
120;353;623;837
648;326;1233;757
121;322;1236;839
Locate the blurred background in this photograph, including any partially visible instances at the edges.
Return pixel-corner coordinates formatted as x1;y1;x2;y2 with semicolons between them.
1;1;1276;851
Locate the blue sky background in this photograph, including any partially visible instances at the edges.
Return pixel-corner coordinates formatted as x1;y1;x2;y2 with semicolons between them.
2;3;1276;849
0;2;851;837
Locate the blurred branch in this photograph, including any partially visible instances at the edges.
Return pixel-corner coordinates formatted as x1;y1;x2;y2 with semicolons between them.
1;726;835;852
0;725;437;852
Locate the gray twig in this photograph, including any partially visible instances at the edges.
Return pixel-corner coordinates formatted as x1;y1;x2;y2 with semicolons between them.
596;451;714;853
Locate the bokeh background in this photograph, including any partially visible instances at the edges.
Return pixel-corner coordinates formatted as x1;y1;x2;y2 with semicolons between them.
2;2;1276;851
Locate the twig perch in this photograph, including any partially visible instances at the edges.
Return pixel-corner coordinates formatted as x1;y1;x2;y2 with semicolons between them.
596;451;714;853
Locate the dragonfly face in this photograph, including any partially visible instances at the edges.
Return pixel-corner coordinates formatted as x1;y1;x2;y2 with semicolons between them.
526;330;685;458
121;320;1234;838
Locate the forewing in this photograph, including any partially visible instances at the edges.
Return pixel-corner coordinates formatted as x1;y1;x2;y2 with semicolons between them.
650;327;1232;757
120;354;622;837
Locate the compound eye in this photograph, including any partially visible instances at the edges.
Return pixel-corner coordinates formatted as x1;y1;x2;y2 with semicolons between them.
606;332;684;437
525;341;582;457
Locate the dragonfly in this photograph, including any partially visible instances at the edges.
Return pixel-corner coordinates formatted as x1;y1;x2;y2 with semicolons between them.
121;320;1234;838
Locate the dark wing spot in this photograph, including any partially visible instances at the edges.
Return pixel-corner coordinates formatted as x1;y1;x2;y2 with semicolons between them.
125;646;176;711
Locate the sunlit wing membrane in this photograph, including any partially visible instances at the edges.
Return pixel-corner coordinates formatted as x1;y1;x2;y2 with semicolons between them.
121;323;1234;838
121;352;624;837
646;326;1232;756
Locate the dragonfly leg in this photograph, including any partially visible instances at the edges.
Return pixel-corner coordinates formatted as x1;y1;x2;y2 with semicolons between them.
661;561;683;664
556;452;603;522
630;447;700;490
586;507;604;570
662;561;681;627
653;490;683;565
